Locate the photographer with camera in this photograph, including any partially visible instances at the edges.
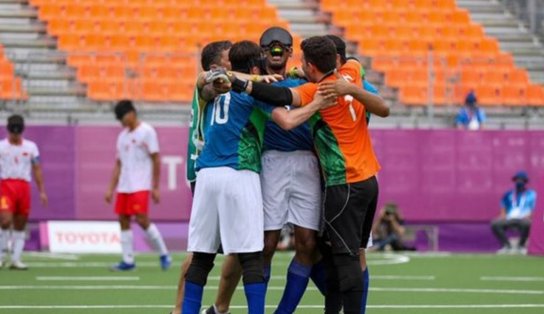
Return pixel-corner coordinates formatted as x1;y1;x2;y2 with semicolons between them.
371;203;413;251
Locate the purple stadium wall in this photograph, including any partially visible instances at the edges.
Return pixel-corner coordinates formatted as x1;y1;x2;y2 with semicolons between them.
1;127;542;254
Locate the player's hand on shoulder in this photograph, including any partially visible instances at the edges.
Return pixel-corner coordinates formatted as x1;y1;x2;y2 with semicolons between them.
256;74;284;84
287;66;306;79
152;188;160;204
318;71;354;97
205;68;232;94
314;89;337;110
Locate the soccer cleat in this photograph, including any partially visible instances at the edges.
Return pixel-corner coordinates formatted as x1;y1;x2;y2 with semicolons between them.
202;306;215;314
202;305;231;314
518;247;528;255
160;254;172;271
0;260;5;269
110;261;136;271
9;261;28;270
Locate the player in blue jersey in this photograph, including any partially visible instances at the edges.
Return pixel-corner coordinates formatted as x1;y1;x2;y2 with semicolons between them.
181;41;335;314
172;41;242;314
255;27;328;314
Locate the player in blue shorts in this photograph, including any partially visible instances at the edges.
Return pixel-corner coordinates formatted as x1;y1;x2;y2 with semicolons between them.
181;40;334;314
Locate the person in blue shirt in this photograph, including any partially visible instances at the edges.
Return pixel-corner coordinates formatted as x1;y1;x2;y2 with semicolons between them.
257;27;324;314
491;171;537;255
456;91;486;130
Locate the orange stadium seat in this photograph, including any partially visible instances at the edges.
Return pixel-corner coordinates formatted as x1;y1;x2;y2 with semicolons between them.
31;0;289;102
323;0;540;106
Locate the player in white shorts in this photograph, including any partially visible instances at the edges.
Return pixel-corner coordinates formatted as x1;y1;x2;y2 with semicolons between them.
105;100;171;271
0;114;48;270
257;27;326;314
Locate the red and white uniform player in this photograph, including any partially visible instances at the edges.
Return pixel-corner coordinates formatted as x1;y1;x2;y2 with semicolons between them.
105;100;170;271
0;115;47;270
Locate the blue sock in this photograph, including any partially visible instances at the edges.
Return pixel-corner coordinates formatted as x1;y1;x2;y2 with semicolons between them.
244;282;266;314
310;260;327;295
181;281;204;314
276;259;312;314
361;268;370;314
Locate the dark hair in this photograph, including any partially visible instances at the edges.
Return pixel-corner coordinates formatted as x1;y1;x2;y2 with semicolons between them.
7;114;24;126
7;114;25;134
201;40;232;71
300;36;337;73
114;99;136;120
325;34;347;64
229;40;262;74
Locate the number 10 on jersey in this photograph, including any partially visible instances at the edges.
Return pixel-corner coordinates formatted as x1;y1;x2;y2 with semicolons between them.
210;93;231;125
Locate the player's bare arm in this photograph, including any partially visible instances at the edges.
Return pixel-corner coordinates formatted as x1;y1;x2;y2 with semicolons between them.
151;152;160;204
319;73;390;117
32;163;48;207
105;159;121;204
271;91;336;130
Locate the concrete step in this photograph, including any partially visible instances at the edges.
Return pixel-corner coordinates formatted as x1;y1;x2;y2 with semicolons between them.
0;2;24;10
500;41;541;49
14;62;68;73
268;0;319;10
491;32;535;42
0;32;43;40
0;37;56;48
25;79;79;89
0;8;35;18
504;47;544;56
475;19;520;28
289;23;328;35
0;22;45;33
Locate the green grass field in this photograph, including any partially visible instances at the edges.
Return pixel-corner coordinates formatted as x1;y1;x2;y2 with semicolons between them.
1;252;543;313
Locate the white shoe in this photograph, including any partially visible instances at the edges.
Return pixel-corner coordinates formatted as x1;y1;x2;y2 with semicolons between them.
518;247;528;255
0;260;4;269
9;260;28;270
497;246;512;254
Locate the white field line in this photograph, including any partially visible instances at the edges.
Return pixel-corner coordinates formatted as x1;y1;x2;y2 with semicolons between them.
1;285;542;295
23;257;410;268
1;304;544;310
481;276;544;282
207;275;435;281
36;276;140;281
25;252;80;260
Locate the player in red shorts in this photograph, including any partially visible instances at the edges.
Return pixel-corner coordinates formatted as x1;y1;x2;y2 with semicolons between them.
0;114;48;270
105;100;171;271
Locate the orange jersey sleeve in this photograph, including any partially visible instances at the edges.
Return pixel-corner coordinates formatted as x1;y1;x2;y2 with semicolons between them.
293;82;318;106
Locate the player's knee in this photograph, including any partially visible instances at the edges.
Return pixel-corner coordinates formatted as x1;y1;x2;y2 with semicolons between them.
294;233;317;257
135;215;150;229
238;251;265;284
221;257;242;281
185;252;215;286
0;217;10;229
334;254;363;293
263;234;279;261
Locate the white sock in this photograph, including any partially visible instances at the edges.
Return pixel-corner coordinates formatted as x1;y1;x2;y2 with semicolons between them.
0;229;8;261
120;230;135;264
145;223;168;256
214;304;229;314
11;231;26;263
